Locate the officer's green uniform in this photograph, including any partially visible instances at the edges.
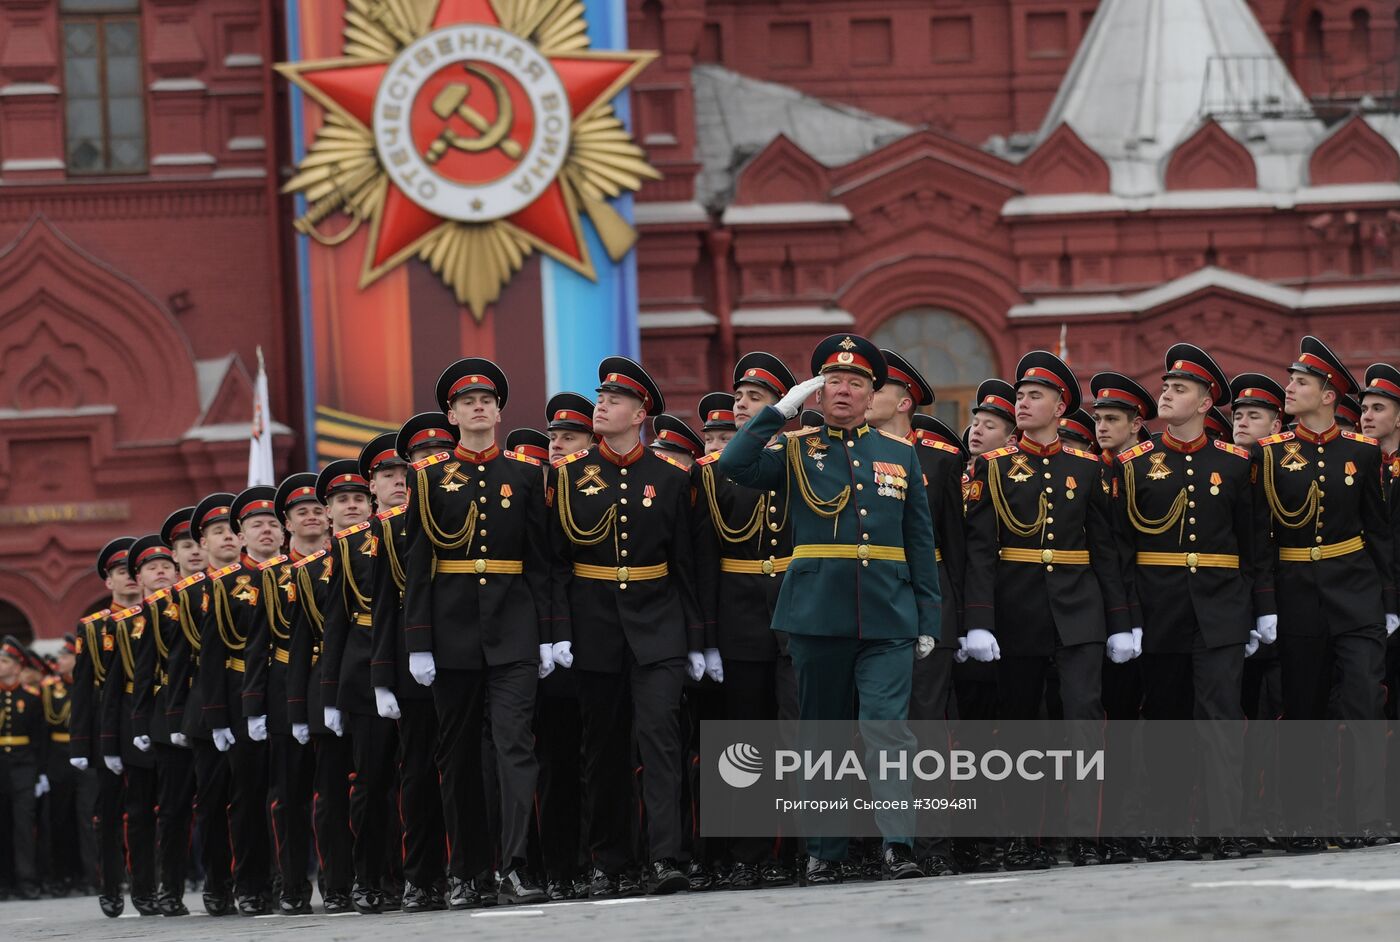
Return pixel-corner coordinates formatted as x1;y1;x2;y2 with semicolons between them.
719;337;941;861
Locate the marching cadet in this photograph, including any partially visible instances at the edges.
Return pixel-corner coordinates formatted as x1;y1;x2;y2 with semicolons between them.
1257;336;1395;849
691;358;800;889
1113;345;1267;861
536;395;594;900
1231;373;1285;447
71;537;137;917
199;486;283;914
0;636;47;902
100;535;177;914
720;334;940;883
370;413;459;913
321;446;404;913
869;349;963;878
42;635;85;896
547;355;705;897
962;351;1130;868
402;359;550;907
286;474;355;914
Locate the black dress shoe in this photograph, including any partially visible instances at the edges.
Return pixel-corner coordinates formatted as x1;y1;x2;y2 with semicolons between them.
729;862;761;889
646;859;688;895
99;894;125;918
1068;840;1102;866
133;894;162;915
235;894;268;916
498;868;547;905
1100;838;1133;864
919;854;956;877
804;857;841;886
545;877;575;901
323;891;354;914
882;843;923;880
760;861;795;887
585;868;619;900
158;893;190;916
1212;837;1245;860
684;860;713;892
401;882;436;913
278;894;311;915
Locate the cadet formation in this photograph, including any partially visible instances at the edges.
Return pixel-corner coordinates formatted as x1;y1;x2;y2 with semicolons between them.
2;331;1399;914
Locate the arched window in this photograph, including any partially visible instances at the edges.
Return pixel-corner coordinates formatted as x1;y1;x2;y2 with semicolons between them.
870;308;998;429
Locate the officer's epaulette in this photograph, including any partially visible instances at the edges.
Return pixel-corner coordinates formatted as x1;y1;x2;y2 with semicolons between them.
144;588;170;606
111;605;142;621
980;444;1018;461
654;451;687;470
1257;431;1293;446
1342;430;1379;447
293;548;327;569
334;521;371;540
257;554;288;571
209;562;241;580
551;448;591;468
1117;440;1154;463
696;452;721;467
1213;439;1250;459
504;449;541;466
376;504;407;521
878;429;913;445
412;451;451;471
1062;445;1098;460
80;609;110;625
919;439;960;455
172;572;205;592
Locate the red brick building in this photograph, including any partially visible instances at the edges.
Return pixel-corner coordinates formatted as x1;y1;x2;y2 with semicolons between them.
3;0;1400;639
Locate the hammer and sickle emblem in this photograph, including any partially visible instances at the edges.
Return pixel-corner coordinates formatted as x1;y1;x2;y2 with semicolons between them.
424;64;522;164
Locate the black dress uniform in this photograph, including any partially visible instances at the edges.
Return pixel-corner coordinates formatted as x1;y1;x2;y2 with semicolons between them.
72;537;133;916
548;356;702;895
1114;345;1271;852
198;488;278;912
319;454;401;912
0;637;46;899
1259;337;1395;844
402;359;548;906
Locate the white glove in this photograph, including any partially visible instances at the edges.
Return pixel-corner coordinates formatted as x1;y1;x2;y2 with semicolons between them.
291;723;310;745
1131;627;1143;657
1106;632;1136;664
132;734;151;753
954;637;970;664
69;757;88;772
247;716;267;742
169;732;188;748
324;706;343;737
34;774;49;798
538;644;555;680
776;376;825;419
703;647;724;683
409;651;436;687
551;641;574;669
1256;614;1278;645
1245;629;1261;658
916;635;936;660
374;686;401;720
964;629;1000;663
212;728;235;753
103;755;123;775
1387;613;1399;637
686;651;706;682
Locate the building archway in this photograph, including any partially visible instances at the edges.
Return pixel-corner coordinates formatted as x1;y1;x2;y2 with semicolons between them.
871;307;998;429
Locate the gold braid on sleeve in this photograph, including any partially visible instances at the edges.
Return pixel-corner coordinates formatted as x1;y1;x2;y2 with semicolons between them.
416;466;480;550
1262;449;1319;529
986;457;1048;538
1122;462;1188;537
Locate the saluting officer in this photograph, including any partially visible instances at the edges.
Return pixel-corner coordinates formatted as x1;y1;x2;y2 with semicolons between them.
402;359;550;907
369;413;459;912
0;636;47;901
71;537;137;917
962;351;1130;868
719;334;941;883
548;356;705;897
1257;337;1396;849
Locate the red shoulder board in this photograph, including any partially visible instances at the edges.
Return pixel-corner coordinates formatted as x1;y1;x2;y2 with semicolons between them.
111;605;142;620
654;452;687;470
144;588;170;605
504;449;541;466
920;439;960;455
1214;440;1249;459
80;609;110;625
1342;430;1379;447
173;572;206;592
376;504;407;521
1117;440;1154;463
981;445;1018;461
696;452;721;466
293;548;327;569
334;520;371;540
412;451;451;471
209;563;241;579
1258;431;1293;446
257;554;288;571
1063;445;1097;460
551;448;591;469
